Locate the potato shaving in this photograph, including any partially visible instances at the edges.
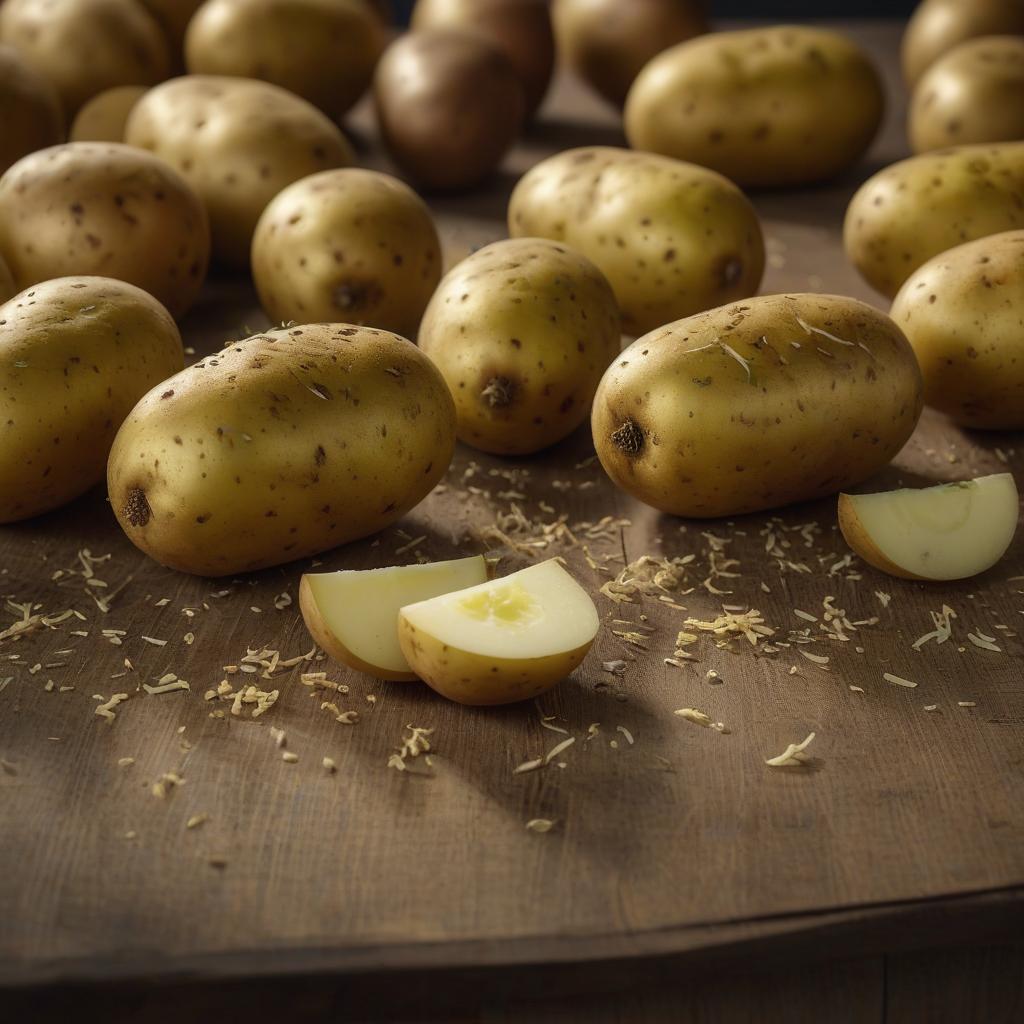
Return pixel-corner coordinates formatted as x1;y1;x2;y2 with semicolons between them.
765;732;816;767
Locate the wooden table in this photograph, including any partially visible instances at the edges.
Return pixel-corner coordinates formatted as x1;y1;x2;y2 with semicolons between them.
2;20;1022;1023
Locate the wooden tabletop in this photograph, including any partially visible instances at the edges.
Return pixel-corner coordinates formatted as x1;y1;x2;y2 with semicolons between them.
2;20;1022;1005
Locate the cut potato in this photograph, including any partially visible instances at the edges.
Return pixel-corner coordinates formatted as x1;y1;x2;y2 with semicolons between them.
300;556;488;681
398;559;599;706
838;473;1019;581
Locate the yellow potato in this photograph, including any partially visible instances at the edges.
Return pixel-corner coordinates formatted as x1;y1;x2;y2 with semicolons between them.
0;0;170;115
107;323;456;576
70;86;148;143
592;293;923;518
508;146;764;336
125;75;355;267
0;277;183;524
0;143;210;318
185;0;385;117
624;26;884;187
418;238;621;454
251;169;442;338
844;142;1024;299
0;45;63;174
890;230;1024;429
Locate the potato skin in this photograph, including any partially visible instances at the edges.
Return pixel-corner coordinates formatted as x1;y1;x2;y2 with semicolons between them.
374;30;526;192
0;277;183;524
251;169;442;338
419;238;620;455
592;294;923;518
909;36;1024;154
185;0;385;117
844;143;1024;299
70;86;148;143
125;75;355;267
0;45;64;174
0;143;210;318
624;26;884;188
107;324;456;576
508;146;764;336
890;231;1024;429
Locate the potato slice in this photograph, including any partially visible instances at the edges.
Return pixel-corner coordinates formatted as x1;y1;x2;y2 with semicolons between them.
300;556;488;681
838;473;1019;581
398;559;599;705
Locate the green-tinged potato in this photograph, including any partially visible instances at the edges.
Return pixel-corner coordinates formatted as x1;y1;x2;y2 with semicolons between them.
508;146;765;336
624;26;884;187
70;86;148;143
592;294;923;518
0;277;183;524
107;324;456;576
844;142;1024;299
185;0;385;117
909;36;1024;153
890;231;1024;428
552;0;707;107
0;0;170;115
373;30;526;192
0;143;210;318
902;0;1024;87
411;0;554;116
125;75;355;267
418;238;621;454
252;169;442;337
0;45;63;174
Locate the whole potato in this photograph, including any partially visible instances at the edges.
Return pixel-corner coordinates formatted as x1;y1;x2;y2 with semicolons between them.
902;0;1024;87
418;238;621;455
909;36;1024;153
0;143;210;318
107;324;456;576
125;75;355;267
70;86;148;143
625;26;884;188
844;142;1024;299
411;0;554;116
185;0;385;118
0;277;183;524
508;146;765;336
0;0;170;115
592;294;923;518
552;0;707;107
251;169;442;338
374;30;526;192
0;45;63;174
891;231;1024;429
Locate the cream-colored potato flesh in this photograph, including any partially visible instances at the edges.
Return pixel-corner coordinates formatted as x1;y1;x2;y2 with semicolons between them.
839;473;1019;581
301;556;488;677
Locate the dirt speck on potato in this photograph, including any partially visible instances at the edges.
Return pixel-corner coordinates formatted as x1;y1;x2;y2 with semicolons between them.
122;486;151;527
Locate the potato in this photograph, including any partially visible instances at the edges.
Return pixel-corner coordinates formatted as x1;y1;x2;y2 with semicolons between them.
70;86;148;143
0;45;63;174
418;238;621;454
592;293;923;518
508;146;765;336
552;0;707;107
0;0;170;115
624;26;884;187
890;231;1024;429
251;169;442;338
909;36;1024;153
125;76;355;267
185;0;385;118
411;0;554;116
844;142;1024;299
374;30;526;192
0;143;210;318
0;277;183;524
902;0;1024;87
0;254;15;303
107;323;456;576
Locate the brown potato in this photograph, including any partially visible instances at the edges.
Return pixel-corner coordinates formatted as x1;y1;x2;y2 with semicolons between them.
411;0;553;116
0;45;63;174
70;86;148;143
374;30;526;192
552;0;707;107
